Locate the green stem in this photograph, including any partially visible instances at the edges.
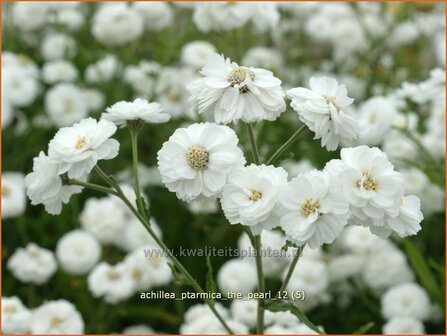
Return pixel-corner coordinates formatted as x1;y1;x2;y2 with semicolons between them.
253;234;266;334
246;123;260;165
71;172;234;334
266;124;307;165
129;129;148;219
274;246;304;300
67;178;119;196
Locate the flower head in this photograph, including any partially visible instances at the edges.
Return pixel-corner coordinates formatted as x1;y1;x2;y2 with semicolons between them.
157;123;245;201
287;76;357;151
188;53;285;124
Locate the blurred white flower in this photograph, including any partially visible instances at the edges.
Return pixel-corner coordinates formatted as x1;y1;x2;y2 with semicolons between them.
181;41;217;70
80;196;126;245
40;33;77;61
278;170;349;248
45;83;88;127
2;98;13;129
187;197;219;214
48;118;119;179
123;60;161;96
230;299;258;329
2;64;40;108
7;243;57;285
250;3;280;33
88;262;135;304
123;246;172;291
280;159;315;178
123;324;156;334
102;98;170;127
12;2;48;32
338;226;381;254
133;2;173;31
157;123;245;201
188;53;286;123
42;60;78;84
26;151;83;215
381;282;431;320
221;164;287;235
82;88;105;112
287;76;357;151
328;254;364;282
242;46;283;71
92;3;144;46
117;218;162;252
383;317;425;334
85;55;121;83
217;259;257;295
56;229;102;275
30;300;84;334
1;296;31;334
192;2;253;32
2;172;26;219
357;96;398;146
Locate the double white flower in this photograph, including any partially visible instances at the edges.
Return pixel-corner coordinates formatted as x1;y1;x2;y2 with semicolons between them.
188;53;286;124
287;76;357;151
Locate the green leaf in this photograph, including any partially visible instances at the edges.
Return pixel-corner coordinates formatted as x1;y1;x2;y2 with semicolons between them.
403;239;444;309
266;300;324;334
353;322;375;334
205;256;217;302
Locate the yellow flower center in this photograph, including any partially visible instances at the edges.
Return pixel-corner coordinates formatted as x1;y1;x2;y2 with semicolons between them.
249;189;262;202
107;269;121;280
228;67;255;87
186;145;209;170
2;185;10;196
132;268;142;280
4;304;17;313
74;136;86;150
50;316;64;328
300;198;320;217
358;172;378;191
323;95;340;111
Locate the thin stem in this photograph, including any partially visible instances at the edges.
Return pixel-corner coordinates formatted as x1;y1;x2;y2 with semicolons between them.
93;165;117;188
266;124;307;165
246;123;260;165
253;234;265;334
67;178;119;196
69;172;234;334
129;129;148;219
274;245;304;300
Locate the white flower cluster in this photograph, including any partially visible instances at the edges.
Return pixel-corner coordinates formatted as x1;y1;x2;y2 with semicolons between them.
2;297;84;334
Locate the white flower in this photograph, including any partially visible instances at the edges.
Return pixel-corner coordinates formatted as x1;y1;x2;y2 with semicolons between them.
12;2;48;31
181;314;248;335
386;195;423;237
221;164;287;235
80;196;126;245
328;254;364;282
102;98;170;127
117;218;162;252
26;151;83;215
230;299;258;329
327;146;410;238
123;324;156;334
45;83;88;127
281;159;315;178
30;300;84;334
56;229;101;275
85;55;121;83
187;197;219;214
7;243;57;285
188;53;286;124
181;41;217;70
362;245;414;290
48;118;120;179
123;246;172;290
250;3;280;33
123;60;161;96
338;226;381;254
157;123;245;201
42;60;78;84
381;282;431;320
278;170;349;248
357;96;398;146
92;3;144;46
88;262;135;304
287;76;357;151
133;2;173;31
238;230;290;277
184;302;230;324
242;47;283;71
383;317;425;334
40;33;77;61
217;259;257;295
2;64;40;108
192;2;253;32
83;88;105;112
2;296;31;334
2;98;13;129
285;257;329;311
2;172;26;219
